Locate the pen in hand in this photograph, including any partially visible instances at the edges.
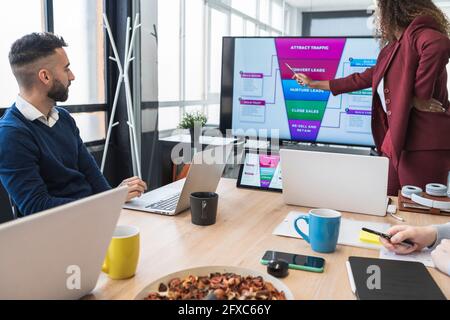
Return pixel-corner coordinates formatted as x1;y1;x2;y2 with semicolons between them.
362;227;415;247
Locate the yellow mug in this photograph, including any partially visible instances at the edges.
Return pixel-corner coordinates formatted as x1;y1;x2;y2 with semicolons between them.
102;225;140;280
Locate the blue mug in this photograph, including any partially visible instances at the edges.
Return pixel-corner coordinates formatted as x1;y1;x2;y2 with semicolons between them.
293;209;341;253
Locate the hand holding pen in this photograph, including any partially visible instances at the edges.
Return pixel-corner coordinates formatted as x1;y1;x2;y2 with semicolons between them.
285;63;311;86
285;63;330;91
368;225;438;255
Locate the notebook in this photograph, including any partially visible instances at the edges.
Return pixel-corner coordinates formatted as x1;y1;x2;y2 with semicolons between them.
346;256;446;300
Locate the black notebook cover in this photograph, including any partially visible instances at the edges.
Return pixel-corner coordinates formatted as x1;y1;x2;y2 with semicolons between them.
348;256;447;300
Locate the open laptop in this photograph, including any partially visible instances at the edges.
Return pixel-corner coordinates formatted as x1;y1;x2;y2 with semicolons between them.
0;186;128;300
280;149;389;216
124;146;232;215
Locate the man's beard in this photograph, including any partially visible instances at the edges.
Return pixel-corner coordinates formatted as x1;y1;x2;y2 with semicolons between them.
48;80;70;102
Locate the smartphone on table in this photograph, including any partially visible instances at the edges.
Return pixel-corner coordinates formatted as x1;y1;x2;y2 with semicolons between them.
260;250;325;273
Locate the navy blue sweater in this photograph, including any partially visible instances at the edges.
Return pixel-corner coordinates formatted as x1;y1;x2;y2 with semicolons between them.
0;104;111;216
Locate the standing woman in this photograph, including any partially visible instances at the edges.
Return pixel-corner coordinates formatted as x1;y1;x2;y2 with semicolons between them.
295;0;450;196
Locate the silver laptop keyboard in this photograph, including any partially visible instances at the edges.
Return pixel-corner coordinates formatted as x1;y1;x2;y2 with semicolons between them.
146;193;181;211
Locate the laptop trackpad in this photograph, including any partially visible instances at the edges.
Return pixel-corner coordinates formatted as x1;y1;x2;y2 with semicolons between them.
128;188;180;206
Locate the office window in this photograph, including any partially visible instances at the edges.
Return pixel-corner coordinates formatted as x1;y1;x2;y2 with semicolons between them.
260;0;271;25
206;104;220;125
158;0;181;102
185;0;204;101
231;14;244;36
53;0;106;143
246;21;257;36
209;9;229;95
260;29;270;36
0;1;44;108
284;6;292;35
159;106;181;131
231;0;257;18
53;0;105;106
157;0;291;131
72;112;106;142
0;1;108;144
271;0;284;31
185;105;204;114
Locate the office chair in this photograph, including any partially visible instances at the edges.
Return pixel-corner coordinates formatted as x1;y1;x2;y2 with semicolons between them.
0;183;17;223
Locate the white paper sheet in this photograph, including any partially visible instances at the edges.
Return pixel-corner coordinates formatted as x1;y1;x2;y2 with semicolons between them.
272;211;391;250
379;247;435;268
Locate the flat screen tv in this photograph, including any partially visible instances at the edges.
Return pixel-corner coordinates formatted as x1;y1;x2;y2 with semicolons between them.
220;37;380;147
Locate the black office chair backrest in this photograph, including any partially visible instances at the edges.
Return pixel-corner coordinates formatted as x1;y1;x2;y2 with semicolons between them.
0;183;15;223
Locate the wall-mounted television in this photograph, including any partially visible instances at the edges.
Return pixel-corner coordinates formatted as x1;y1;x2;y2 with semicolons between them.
220;37;380;147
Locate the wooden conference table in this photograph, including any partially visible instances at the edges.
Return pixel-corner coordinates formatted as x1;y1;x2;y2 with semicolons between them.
87;178;450;300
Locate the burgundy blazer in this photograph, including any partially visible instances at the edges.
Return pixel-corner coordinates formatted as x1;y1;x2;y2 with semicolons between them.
330;15;450;168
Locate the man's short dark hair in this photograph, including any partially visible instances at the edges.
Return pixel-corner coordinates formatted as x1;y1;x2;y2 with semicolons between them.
9;32;68;67
9;32;68;89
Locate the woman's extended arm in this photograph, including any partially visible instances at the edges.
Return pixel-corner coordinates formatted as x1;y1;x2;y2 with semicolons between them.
293;67;374;95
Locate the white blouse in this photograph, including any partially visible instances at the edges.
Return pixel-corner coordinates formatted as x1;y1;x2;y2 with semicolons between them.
377;78;388;113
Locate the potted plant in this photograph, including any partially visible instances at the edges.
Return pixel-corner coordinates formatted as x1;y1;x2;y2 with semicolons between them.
178;111;208;145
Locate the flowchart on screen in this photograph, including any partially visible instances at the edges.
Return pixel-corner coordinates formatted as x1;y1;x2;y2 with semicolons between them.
232;38;379;146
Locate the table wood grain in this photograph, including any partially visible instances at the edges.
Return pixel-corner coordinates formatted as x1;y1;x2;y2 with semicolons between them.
85;178;450;300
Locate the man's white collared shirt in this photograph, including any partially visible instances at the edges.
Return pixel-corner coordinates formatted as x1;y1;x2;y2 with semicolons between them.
15;95;59;128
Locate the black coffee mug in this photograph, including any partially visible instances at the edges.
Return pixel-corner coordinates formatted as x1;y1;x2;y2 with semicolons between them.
190;192;218;226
